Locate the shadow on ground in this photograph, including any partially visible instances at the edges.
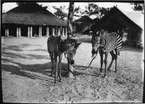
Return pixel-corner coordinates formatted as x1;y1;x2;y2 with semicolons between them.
121;46;143;53
2;44;44;51
2;45;23;51
2;51;50;60
2;58;69;79
2;57;98;82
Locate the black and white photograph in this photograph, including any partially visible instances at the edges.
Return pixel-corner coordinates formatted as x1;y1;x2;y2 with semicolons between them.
1;1;144;103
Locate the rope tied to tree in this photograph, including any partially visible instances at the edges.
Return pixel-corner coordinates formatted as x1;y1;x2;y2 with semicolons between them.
85;54;97;70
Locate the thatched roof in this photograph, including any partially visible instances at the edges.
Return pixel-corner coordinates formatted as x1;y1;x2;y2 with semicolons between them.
73;15;93;24
91;6;142;33
73;16;94;33
2;3;67;26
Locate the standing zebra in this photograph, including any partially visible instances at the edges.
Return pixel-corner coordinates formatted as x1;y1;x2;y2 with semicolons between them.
47;35;81;83
91;29;122;77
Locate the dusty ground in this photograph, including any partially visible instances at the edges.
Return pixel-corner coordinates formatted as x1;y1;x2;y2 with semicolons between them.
1;36;144;103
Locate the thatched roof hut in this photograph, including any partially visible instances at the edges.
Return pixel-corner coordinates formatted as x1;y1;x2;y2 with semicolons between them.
2;3;67;26
91;7;142;33
73;16;93;34
74;15;93;24
2;3;67;37
88;7;143;46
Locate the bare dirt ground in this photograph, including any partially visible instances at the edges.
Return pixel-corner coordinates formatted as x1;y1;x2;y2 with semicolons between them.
1;36;144;103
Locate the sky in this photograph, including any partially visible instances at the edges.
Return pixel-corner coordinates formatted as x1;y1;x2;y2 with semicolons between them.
2;2;136;13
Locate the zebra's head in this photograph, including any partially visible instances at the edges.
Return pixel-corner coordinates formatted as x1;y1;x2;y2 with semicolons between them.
62;39;81;65
91;29;105;57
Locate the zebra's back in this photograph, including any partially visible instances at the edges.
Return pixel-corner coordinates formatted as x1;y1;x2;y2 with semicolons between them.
47;36;61;55
100;32;122;55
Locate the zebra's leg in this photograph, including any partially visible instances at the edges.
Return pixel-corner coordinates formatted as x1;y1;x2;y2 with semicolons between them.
58;55;63;82
108;51;115;71
54;56;58;83
115;49;118;72
98;49;103;76
104;52;108;77
50;53;54;77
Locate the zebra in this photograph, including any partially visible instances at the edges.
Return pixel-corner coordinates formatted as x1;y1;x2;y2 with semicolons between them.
47;35;81;83
91;29;122;77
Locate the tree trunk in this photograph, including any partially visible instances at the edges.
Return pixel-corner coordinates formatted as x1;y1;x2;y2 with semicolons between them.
67;2;75;78
67;2;74;39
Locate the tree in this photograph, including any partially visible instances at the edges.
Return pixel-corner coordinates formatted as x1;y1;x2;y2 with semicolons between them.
67;2;75;79
53;6;68;20
82;3;110;19
131;3;144;14
53;3;110;20
53;5;81;20
73;6;81;17
99;7;110;18
67;2;74;38
83;3;99;16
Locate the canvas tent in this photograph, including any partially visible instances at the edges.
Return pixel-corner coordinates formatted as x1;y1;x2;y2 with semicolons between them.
2;3;67;37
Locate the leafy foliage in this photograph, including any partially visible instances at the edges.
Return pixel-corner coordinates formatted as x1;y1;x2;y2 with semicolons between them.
53;6;68;20
53;5;81;20
82;3;110;19
99;7;110;18
83;3;100;16
53;3;110;20
131;3;144;14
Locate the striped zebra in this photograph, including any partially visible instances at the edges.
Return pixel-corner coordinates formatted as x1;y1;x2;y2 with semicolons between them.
91;29;122;77
47;35;81;83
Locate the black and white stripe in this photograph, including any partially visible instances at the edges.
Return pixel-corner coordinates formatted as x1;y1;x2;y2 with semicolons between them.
100;32;122;55
91;30;123;77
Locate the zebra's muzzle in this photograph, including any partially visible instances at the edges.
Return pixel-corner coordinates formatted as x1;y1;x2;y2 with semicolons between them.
92;49;96;56
70;59;74;65
68;59;74;65
92;48;99;57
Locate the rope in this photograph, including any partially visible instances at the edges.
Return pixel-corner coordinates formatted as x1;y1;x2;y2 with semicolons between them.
64;43;97;77
84;54;97;70
74;45;98;71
